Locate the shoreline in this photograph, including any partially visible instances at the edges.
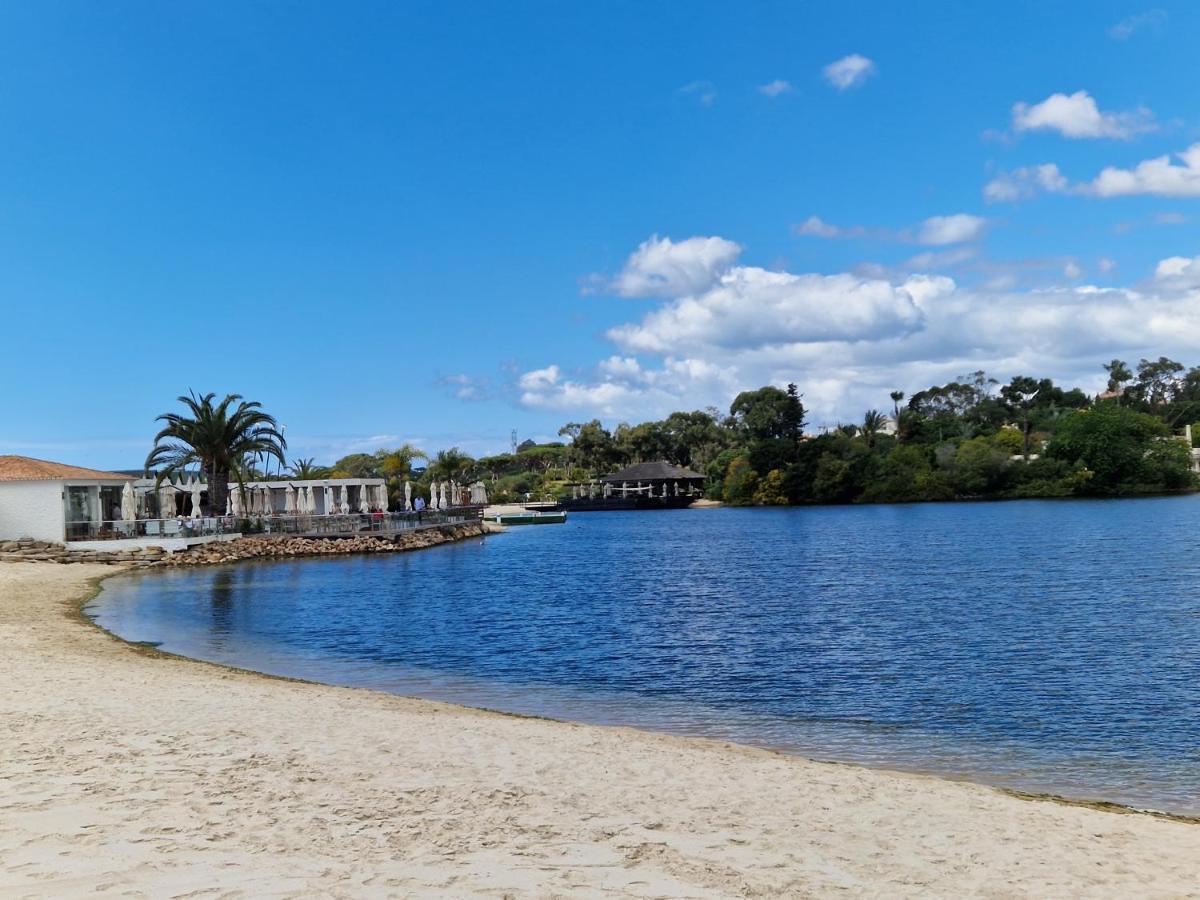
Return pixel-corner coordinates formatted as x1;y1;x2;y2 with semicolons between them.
3;563;1199;895
85;564;1200;825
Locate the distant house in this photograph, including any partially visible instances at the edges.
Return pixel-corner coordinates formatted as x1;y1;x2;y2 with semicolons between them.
0;456;134;543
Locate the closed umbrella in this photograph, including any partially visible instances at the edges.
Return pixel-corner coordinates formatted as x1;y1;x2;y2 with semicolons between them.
190;477;203;518
340;486;350;514
439;482;448;510
323;486;334;515
159;481;174;518
261;486;273;516
231;486;242;516
285;483;297;515
121;482;136;522
404;480;412;511
359;485;371;514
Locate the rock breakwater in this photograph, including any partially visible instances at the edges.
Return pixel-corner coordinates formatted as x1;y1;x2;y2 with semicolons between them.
0;522;487;568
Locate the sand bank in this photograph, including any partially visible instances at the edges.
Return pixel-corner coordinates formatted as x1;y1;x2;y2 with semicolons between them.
2;562;1198;898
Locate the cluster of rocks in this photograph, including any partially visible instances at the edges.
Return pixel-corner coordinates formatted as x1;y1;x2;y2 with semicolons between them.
0;522;488;569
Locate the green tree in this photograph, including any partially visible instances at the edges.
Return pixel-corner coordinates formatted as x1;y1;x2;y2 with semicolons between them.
145;391;286;517
1047;404;1171;492
1103;359;1132;394
286;457;328;480
329;453;381;479
722;456;759;504
860;409;887;448
753;469;789;505
729;385;805;442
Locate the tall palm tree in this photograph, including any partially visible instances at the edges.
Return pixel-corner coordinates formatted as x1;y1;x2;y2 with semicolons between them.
146;392;286;517
861;409;886;448
287;457;329;480
889;390;906;444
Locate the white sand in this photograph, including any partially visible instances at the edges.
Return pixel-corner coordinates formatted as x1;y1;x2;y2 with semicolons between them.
2;562;1198;898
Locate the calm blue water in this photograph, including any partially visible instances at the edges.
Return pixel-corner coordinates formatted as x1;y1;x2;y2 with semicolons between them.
89;500;1200;815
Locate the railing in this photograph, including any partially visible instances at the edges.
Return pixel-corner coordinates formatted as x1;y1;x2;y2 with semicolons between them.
65;509;481;542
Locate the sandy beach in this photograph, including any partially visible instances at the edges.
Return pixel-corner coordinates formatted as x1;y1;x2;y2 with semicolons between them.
2;562;1198;898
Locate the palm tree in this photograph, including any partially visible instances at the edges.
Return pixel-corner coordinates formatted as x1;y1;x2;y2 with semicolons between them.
287;457;329;480
374;444;428;507
889;390;906;444
428;447;474;484
145;392;286;517
861;409;886;448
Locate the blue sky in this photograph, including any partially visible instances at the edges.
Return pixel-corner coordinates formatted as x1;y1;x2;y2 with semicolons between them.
2;2;1199;468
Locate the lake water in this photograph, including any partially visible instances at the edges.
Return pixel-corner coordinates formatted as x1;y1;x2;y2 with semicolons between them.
88;499;1200;815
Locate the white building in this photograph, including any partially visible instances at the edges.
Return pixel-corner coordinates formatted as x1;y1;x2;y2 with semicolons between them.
0;456;135;544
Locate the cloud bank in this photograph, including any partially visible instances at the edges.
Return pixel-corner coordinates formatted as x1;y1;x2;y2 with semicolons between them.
515;235;1200;426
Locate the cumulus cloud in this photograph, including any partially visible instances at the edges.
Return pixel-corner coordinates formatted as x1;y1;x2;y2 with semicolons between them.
602;234;742;298
1011;90;1155;140
1084;143;1200;197
822;54;875;90
1154;255;1200;288
607;268;940;354
512;235;1200;427
916;214;990;245
757;79;793;98
1109;9;1167;40
986;145;1200;201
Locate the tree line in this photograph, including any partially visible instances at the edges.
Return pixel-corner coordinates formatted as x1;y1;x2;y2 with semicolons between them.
146;357;1200;510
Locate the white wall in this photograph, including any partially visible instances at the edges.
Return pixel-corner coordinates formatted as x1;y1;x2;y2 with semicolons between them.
0;481;66;543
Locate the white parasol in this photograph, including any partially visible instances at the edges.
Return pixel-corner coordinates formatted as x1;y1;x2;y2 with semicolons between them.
439;482;448;510
404;480;412;511
159;481;174;518
261;485;273;516
190;477;203;518
359;485;371;514
285;483;297;515
121;482;137;522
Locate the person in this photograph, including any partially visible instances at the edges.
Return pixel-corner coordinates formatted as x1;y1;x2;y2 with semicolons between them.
415;495;425;523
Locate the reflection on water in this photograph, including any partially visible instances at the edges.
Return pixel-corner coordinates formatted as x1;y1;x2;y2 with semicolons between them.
89;499;1200;815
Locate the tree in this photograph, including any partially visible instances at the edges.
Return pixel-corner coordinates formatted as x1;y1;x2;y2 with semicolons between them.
1103;359;1132;394
428;448;475;484
860;409;887;449
1047;404;1170;492
889;391;905;441
287;457;328;480
145;391;286;517
722;456;759;504
729;386;805;442
329;453;381;479
560;420;617;474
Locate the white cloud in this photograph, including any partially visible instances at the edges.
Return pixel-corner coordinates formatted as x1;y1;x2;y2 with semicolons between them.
1098;257;1118;274
518;365;560;390
1109;9;1167;40
603;234;742;298
988;145;1200;201
679;80;717;106
984;164;1067;203
606;268;941;355
1012;91;1155;140
757;79;793;98
792;215;862;239
1154;255;1200;288
916;214;990;245
513;235;1200;427
1084;143;1200;197
822;54;875;90
795;213;988;244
